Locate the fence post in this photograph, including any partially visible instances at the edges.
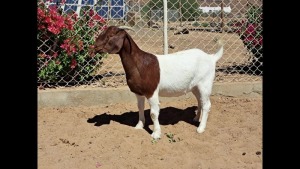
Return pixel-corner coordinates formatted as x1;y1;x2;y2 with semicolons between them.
220;0;224;33
179;1;182;26
163;0;168;54
76;0;83;16
108;0;111;20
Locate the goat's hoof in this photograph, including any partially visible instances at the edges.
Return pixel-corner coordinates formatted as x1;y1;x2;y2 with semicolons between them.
197;128;205;133
151;132;161;139
134;122;144;129
193;117;200;122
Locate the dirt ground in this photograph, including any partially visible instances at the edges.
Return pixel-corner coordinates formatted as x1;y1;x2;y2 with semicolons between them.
38;95;262;169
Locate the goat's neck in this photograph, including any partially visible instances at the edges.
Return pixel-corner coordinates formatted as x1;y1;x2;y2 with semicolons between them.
118;34;146;74
119;34;143;59
118;33;160;98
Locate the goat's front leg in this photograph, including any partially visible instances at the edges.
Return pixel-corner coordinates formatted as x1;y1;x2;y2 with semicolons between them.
148;92;161;139
135;94;145;129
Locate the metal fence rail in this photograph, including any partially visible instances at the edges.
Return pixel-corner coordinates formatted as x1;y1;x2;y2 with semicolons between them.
37;0;262;89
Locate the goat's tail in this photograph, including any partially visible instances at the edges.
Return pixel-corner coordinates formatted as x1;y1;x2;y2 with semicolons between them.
212;38;224;62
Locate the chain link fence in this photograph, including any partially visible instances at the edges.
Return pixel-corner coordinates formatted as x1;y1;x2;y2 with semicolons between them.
37;0;262;89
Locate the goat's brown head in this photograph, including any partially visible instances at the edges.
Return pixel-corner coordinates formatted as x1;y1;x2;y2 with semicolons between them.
93;26;130;55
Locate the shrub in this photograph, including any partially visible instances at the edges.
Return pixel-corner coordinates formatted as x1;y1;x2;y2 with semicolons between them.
201;22;209;27
192;21;209;27
37;0;107;83
192;21;200;27
234;4;262;72
242;5;262;58
142;0;201;21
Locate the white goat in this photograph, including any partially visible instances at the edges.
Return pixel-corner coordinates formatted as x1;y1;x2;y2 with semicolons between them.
93;26;224;139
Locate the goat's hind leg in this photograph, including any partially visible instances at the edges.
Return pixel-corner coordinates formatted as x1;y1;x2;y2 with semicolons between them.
197;85;212;134
135;94;145;129
192;87;202;122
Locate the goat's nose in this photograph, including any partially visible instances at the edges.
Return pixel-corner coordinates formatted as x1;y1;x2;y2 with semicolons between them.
89;45;95;50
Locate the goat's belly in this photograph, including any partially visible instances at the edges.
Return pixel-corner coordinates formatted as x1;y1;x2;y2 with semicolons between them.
158;88;191;97
157;78;195;97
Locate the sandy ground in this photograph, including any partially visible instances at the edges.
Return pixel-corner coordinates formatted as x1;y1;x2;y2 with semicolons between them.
38;95;262;169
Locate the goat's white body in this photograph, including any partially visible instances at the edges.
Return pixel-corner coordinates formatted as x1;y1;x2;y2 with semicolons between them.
137;46;224;139
156;49;217;97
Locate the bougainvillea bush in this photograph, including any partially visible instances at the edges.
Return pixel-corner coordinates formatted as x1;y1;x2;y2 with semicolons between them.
37;0;107;83
230;4;262;73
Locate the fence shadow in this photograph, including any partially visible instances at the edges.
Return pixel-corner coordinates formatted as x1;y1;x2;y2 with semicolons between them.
87;106;199;134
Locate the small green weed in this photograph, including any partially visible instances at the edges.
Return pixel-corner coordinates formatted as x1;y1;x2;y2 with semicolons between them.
165;133;183;143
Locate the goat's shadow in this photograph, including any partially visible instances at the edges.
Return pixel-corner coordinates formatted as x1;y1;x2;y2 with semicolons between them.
87;106;200;134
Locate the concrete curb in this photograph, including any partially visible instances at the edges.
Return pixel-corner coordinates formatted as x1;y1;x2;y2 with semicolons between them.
38;82;262;108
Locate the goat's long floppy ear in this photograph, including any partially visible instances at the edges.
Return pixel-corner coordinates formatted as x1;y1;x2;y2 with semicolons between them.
104;30;127;54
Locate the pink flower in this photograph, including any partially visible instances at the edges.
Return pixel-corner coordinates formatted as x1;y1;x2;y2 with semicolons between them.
244;35;254;43
245;35;254;42
60;39;70;50
37;8;45;19
101;25;108;30
89;9;95;17
92;14;106;23
38;24;46;30
252;39;259;47
44;16;51;23
47;25;60;34
55;16;65;29
49;5;58;17
49;5;57;12
70;58;77;69
64;17;74;30
245;24;256;35
78;41;84;51
64;38;71;44
235;28;241;34
61;38;77;55
53;52;58;58
69;44;76;53
88;21;95;27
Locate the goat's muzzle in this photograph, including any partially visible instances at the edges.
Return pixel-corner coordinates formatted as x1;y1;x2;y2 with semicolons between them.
88;48;96;57
87;44;96;56
88;45;105;56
